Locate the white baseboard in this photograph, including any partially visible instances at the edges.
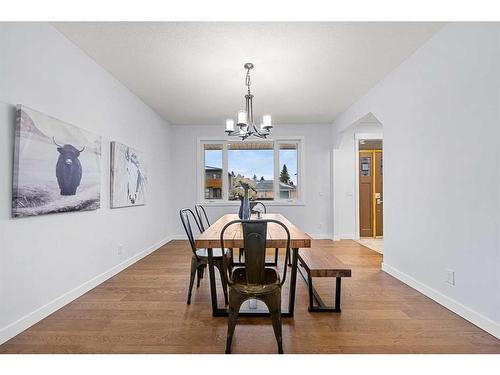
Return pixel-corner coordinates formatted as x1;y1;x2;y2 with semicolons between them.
381;262;500;339
0;236;173;345
170;234;187;240
340;234;355;240
333;235;340;241
309;233;333;240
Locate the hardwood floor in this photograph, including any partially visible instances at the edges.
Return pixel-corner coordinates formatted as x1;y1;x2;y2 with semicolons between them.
1;240;499;354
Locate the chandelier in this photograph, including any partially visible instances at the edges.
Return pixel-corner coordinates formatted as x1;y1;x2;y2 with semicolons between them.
225;63;273;140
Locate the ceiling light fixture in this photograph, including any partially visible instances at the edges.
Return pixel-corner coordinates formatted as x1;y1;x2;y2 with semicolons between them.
225;63;273;140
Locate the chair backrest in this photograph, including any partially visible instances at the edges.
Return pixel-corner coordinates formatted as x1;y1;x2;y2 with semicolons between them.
194;204;210;232
179;208;203;259
250;201;267;214
242;221;268;284
220;219;291;286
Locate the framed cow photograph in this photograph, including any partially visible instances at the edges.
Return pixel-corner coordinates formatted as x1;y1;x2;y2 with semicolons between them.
12;105;102;218
110;141;147;208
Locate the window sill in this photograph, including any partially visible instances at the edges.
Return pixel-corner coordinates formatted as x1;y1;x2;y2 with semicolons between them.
198;200;306;207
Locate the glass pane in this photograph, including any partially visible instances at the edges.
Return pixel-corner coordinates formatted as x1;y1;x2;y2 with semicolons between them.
228;142;274;201
361;157;371;177
204;144;223;199
279;143;298;200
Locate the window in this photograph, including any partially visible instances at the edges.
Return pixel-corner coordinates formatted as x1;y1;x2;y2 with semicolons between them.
199;139;302;203
203;144;223;199
360;157;371;177
228;142;274;201
279;143;298;200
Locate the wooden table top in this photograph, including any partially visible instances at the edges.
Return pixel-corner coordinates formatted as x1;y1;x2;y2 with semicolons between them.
195;213;312;249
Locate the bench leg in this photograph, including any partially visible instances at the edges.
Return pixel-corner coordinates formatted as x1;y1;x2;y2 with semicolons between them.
308;273;314;311
335;277;341;311
304;274;342;313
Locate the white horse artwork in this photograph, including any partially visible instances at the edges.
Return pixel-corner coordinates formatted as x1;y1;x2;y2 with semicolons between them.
110;141;147;208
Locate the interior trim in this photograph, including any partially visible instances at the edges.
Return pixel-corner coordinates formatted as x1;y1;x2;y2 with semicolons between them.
0;236;173;345
382;262;500;339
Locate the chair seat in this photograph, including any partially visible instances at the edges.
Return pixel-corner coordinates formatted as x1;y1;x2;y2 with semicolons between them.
231;267;281;294
196;248;229;258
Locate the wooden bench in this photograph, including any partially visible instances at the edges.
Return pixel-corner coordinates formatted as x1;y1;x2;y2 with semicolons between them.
298;248;352;312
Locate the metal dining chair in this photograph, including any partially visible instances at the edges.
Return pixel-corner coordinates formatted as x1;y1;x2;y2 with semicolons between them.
250;201;267;216
220;219;291;354
194;204;210;232
179;208;230;305
195;204;236;270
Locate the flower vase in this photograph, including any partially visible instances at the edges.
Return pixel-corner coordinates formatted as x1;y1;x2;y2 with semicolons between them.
238;187;251;220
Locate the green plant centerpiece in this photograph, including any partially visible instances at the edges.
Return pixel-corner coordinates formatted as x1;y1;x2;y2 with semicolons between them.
230;176;256;219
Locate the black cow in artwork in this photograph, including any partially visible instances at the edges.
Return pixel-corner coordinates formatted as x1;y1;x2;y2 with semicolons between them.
53;137;85;195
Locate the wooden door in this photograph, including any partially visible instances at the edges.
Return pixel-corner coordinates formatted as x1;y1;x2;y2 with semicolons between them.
375;152;383;236
359;152;373;237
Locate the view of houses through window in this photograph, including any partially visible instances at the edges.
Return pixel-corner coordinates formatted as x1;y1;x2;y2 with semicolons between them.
228;142;274;200
203;140;299;202
203;144;223;199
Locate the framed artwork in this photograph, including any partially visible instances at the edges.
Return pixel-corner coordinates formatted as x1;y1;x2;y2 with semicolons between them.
110;141;147;208
12;105;101;218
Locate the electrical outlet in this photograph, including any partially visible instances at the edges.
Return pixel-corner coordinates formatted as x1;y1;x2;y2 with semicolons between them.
117;244;124;256
446;269;455;286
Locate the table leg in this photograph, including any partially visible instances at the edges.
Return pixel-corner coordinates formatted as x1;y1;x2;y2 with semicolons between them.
287;248;299;317
207;248;218;316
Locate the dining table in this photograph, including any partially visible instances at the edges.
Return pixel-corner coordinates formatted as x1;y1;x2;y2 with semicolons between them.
195;213;312;317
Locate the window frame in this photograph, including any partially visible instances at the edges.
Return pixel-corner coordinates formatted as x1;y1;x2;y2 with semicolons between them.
197;137;304;206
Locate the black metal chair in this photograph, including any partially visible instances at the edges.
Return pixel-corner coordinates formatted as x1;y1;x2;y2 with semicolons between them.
237;202;279;266
220;219;291;354
250;201;267;215
179;208;229;305
194;204;210;232
195;204;236;270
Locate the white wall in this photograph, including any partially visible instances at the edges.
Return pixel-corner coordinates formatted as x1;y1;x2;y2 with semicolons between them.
0;23;172;343
169;124;333;239
332;23;500;337
333;120;382;240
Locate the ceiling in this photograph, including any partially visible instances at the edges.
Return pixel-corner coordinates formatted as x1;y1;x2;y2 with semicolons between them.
53;22;443;125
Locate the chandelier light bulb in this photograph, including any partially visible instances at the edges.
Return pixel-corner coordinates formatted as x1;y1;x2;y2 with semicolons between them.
225;118;235;132
237;110;247;126
262;114;272;129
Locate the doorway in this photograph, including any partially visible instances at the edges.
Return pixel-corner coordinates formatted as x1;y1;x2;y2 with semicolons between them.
358;140;383;240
